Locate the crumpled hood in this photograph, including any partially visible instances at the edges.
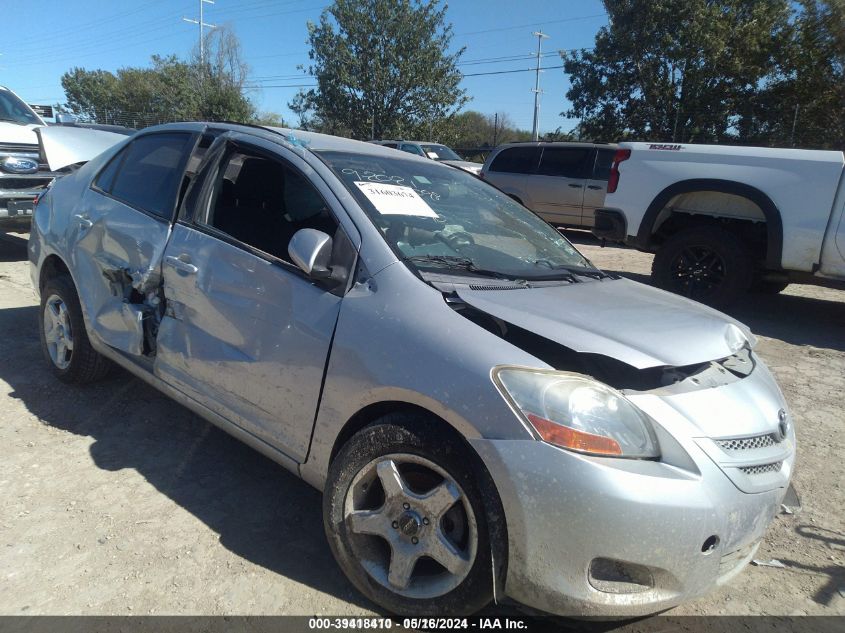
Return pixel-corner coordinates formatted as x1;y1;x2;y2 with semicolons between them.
442;159;482;174
456;278;756;369
0;122;40;146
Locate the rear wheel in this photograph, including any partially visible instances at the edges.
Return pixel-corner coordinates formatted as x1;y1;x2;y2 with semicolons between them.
324;416;500;615
40;275;112;383
652;226;753;307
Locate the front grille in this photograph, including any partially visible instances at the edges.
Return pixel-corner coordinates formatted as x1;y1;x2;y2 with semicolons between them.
716;433;781;452
0;142;39;154
0;177;52;190
739;461;782;476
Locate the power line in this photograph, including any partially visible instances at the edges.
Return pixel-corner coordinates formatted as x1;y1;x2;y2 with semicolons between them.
455;13;606;37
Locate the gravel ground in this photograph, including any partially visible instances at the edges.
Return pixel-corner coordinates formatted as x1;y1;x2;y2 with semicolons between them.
0;230;843;618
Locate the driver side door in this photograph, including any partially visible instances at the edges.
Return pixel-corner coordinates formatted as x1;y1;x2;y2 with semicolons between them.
154;135;357;462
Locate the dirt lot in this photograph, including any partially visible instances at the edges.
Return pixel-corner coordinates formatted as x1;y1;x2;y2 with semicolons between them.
0;230;843;618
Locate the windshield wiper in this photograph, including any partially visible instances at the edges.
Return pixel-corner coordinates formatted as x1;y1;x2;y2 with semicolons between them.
536;261;617;280
403;255;516;280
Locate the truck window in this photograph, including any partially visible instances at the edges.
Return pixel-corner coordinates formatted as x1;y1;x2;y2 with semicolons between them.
399;143;425;156
488;147;541;174
537;147;590;178
106;133;193;219
592;149;616;181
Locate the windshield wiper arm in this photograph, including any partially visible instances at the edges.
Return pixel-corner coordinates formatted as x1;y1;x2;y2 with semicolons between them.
538;262;617;280
403;255;515;280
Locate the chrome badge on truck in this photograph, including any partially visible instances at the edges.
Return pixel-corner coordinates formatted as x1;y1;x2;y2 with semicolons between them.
1;156;39;174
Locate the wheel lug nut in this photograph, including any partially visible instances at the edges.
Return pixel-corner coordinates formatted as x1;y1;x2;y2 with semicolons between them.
411;537;418;545
392;521;399;529
403;503;410;510
423;518;430;525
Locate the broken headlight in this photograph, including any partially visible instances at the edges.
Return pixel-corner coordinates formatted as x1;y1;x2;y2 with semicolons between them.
493;367;660;458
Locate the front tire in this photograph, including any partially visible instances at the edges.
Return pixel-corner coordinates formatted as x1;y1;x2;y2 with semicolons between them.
40;275;112;383
324;416;500;616
652;226;753;307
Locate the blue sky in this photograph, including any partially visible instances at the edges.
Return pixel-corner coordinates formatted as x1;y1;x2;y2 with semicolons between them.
0;0;608;134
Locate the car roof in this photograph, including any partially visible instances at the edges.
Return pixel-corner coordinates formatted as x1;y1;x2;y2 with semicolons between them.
137;122;434;162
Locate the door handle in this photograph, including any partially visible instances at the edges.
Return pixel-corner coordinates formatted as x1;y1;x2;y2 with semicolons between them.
74;214;93;229
587;185;603;190
165;255;198;274
568;183;583;189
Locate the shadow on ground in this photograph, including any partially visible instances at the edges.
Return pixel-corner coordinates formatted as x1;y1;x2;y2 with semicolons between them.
0;301;376;611
0;233;29;263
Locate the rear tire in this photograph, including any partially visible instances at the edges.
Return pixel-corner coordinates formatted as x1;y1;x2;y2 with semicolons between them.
40;275;112;383
652;226;753;307
323;414;503;616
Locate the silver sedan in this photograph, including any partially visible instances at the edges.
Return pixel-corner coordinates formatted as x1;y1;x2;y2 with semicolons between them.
28;123;795;616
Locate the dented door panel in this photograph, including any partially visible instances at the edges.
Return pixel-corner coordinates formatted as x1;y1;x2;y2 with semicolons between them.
71;186;170;354
154;223;342;462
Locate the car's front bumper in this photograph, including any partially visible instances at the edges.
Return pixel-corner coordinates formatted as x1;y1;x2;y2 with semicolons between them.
0;173;57;226
471;430;790;617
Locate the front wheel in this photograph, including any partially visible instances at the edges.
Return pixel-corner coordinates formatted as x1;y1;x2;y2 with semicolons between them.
323;417;499;615
651;226;753;307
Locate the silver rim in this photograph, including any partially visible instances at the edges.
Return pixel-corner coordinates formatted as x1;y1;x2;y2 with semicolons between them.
343;453;478;599
43;294;74;370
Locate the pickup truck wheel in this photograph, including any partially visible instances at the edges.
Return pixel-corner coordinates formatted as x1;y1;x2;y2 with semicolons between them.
652;226;753;307
40;275;112;383
324;416;500;616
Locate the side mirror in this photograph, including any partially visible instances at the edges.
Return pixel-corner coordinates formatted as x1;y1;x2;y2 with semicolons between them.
288;228;333;279
55;113;79;124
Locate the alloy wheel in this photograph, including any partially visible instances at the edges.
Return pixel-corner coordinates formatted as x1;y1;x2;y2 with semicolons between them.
43;294;74;370
670;245;727;299
343;453;478;599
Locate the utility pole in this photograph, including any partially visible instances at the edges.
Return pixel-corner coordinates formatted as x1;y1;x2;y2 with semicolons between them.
493;112;499;147
183;0;216;66
531;31;549;142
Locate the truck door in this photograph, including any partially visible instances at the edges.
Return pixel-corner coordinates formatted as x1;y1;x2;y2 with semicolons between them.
69;131;196;356
154;134;356;463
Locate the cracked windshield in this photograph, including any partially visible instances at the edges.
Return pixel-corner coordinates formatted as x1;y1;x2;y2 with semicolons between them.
319;150;591;280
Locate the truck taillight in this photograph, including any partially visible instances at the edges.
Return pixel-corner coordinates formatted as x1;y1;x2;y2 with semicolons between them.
607;149;631;194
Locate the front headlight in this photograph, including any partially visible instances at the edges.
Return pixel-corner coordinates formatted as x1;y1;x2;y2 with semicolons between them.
493;366;660;458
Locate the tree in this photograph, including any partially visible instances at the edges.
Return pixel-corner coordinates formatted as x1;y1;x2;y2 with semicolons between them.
562;0;794;143
291;0;468;139
61;25;256;127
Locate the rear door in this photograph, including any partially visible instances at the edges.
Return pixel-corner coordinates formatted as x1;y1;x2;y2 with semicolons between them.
581;148;615;228
483;146;541;205
529;146;591;226
70;131;196;355
154;134;356;462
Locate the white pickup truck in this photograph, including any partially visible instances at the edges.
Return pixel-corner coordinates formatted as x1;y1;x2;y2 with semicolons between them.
592;142;845;305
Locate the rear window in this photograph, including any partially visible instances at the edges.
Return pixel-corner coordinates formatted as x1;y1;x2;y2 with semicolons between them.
488;146;541;174
103;133;192;219
536;147;590;178
592;149;615;181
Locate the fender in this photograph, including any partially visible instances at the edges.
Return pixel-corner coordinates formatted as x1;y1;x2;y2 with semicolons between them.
636;179;784;270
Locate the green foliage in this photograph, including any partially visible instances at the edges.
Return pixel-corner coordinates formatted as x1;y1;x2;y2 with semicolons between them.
562;0;795;144
60;26;256;127
291;0;468;139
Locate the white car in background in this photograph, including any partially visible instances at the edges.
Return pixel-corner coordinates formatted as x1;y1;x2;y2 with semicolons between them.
371;139;482;175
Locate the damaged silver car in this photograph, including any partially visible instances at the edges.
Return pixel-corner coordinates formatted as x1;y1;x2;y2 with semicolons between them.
29;123;795;617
